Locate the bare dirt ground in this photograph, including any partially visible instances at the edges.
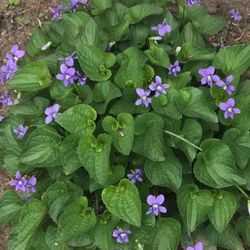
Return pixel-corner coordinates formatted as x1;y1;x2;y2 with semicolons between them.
0;0;249;249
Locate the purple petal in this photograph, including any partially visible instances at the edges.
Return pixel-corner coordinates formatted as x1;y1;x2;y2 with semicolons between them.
155;194;165;205
211;75;220;82
219;102;228;111
194;242;203;250
200;77;208;85
67;68;76;76
45;115;53;124
147;195;156;205
226;75;234;84
227;98;235;107
56;74;65;81
159;206;167;213
155;75;162;84
149;83;157;91
233;108;240;114
124;230;131;235
136;88;145;97
52;104;60;113
186;247;195;250
10;180;18;187
144;90;151;96
215;80;225;87
16;171;22;179
60;64;68;74
112;229;120;237
28;176;37;185
135;99;143;106
11;45;19;54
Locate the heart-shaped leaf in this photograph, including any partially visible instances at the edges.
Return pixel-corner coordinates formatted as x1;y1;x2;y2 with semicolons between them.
102;113;134;155
102;179;142;227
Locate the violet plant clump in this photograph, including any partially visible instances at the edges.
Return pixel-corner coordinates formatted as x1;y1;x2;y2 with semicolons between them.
0;1;250;249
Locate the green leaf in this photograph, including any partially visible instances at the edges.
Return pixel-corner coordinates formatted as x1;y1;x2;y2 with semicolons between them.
55;104;97;137
177;87;218;123
144;149;182;192
115;47;147;89
133;113;165;162
77;44;116;81
236;216;250;246
102;113;134;155
126;3;163;24
152;88;182;120
177;184;214;233
16;199;46;244
90;0;112;15
223;128;250;169
8;61;52;92
78;133;112;185
59;136;81;175
145;42;170;68
149;218;181;250
102;179;142;227
57;197;97;243
213;44;250;76
176;119;202;162
0;190;23;227
20;126;61;166
194;139;247;188
208;191;237;233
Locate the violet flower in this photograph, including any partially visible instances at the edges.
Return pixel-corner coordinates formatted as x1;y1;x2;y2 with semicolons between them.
151;19;171;37
186;242;203;250
0;91;13;107
186;0;200;7
146;194;167;216
127;169;143;184
56;64;76;86
219;98;240;119
44;104;61;124
74;71;87;85
50;4;64;21
1;59;18;80
25;176;37;193
58;52;78;67
168;61;181;76
135;88;151;108
70;0;88;12
10;171;27;192
216;75;235;95
198;66;220;87
0;73;5;85
230;9;242;21
149;76;170;97
0;115;5;122
112;229;131;244
13;124;28;139
6;44;25;62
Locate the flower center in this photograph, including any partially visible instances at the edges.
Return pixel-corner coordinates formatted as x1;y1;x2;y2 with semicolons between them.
65;74;71;79
172;68;176;72
18;181;23;185
14;56;19;61
120;233;127;238
157;85;162;91
223;85;227;90
142;96;147;100
227;107;233;112
207;75;212;82
152;204;159;209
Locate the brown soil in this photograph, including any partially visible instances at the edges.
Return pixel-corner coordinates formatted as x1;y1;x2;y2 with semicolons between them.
0;0;249;249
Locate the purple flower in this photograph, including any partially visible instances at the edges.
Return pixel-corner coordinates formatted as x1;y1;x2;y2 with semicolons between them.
168;61;181;76
6;44;25;61
127;169;143;184
135;88;151;108
216;75;235;95
44;104;61;124
0;115;5;122
186;242;203;250
25;176;37;193
70;0;88;12
112;229;131;244
151;19;171;37
58;53;78;67
10;171;27;192
56;64;76;86
74;71;87;85
50;4;64;20
0;73;5;85
13;124;28;139
219;98;240;119
230;9;242;21
146;194;167;216
0;91;13;107
1;59;18;79
186;0;200;7
198;66;220;87
149;76;170;97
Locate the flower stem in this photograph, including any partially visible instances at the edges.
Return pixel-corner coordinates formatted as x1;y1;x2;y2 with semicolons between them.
237;186;250;200
164;130;203;152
